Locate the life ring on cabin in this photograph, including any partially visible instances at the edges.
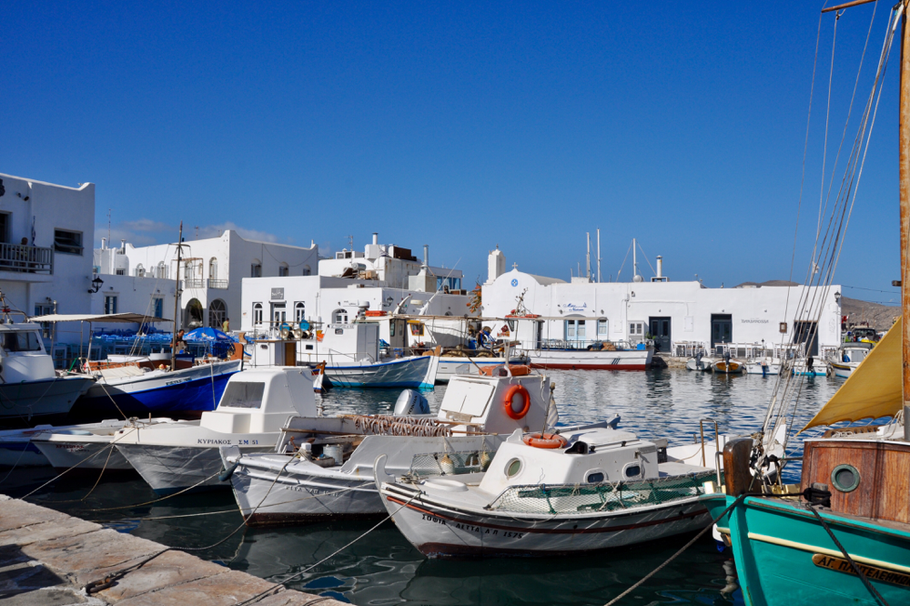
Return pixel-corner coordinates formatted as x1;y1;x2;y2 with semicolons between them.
503;384;531;419
522;432;568;449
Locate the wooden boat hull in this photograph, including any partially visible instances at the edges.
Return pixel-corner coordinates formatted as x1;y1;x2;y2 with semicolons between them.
382;481;710;557
71;360;242;419
323;355;437;389
0;375;95;423
524;347;653;370
712;360;744;374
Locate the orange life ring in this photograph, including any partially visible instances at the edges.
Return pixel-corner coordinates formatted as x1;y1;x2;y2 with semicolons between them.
522;432;568;449
503;384;531;420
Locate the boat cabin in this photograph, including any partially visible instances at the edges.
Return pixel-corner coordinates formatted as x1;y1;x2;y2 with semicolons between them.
200;367;316;434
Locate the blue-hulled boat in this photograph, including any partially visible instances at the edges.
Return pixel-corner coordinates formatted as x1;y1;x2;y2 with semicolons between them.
70;358;243;418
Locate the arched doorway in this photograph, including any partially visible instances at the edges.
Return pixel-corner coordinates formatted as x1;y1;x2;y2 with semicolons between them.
184;298;204;329
209;299;227;330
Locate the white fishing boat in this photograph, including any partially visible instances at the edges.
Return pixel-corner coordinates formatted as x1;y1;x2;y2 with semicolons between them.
114;367;316;494
375;422;716;557
29;417;179;471
827;341;874;379
0;295;94;424
220;365;558;525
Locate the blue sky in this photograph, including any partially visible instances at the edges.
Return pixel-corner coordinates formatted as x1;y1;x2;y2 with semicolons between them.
1;1;902;304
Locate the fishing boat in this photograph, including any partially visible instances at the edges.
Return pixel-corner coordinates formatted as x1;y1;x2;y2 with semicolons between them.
827;341;874;379
220;365;559;525
375;422;716;557
29;417;179;471
250;311;439;389
702;4;910;604
0;295;94;425
114;367;316;494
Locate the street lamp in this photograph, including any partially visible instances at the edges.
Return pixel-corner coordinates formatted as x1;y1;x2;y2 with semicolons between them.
88;276;104;293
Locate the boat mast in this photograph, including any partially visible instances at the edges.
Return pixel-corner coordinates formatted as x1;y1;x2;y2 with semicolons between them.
171;221;183;371
900;0;910;441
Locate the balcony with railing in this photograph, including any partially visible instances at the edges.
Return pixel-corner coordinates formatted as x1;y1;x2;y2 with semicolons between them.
182;278;205;289
207;279;228;289
0;244;54;278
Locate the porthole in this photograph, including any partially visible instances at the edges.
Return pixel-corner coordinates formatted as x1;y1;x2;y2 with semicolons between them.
624;464;642;479
831;464;860;493
587;472;605;483
505;458;522;478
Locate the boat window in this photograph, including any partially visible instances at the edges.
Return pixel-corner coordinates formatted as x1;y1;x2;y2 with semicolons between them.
220;381;265;409
831;464;860;493
505;458;522;478
586;471;605;483
623;463;642;479
2;331;42;352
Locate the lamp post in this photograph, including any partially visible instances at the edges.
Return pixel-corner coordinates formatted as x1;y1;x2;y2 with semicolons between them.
88;276;104;293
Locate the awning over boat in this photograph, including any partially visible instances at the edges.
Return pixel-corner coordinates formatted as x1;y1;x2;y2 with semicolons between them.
28;313;172;324
800;317;901;432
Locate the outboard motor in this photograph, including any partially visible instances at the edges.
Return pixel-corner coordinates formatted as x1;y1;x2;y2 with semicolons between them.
393;389;430;416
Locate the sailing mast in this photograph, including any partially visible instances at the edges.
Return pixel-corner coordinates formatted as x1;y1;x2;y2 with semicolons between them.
822;0;910;440
900;0;910;441
171;221;184;371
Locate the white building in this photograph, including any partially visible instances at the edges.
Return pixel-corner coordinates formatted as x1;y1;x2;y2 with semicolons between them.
0;173;96;344
241;234;472;348
94;230;320;331
481;250;842;357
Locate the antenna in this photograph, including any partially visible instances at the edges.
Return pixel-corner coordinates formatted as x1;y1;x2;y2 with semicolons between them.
585;232;591;280
597;228;601;283
107;209;112;244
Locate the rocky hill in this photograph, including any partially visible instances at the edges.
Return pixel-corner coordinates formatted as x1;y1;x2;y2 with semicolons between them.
842;296;900;331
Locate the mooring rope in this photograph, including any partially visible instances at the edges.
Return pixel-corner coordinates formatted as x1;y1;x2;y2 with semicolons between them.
234;491;421;606
603;493;746;606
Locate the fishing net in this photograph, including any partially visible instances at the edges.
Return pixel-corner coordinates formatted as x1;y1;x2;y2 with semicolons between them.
485;470;717;515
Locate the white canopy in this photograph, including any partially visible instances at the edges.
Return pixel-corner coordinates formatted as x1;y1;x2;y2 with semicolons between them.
29;313;172;324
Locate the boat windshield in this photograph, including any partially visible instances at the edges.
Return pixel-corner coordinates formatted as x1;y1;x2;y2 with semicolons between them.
1;331;42;353
219;381;265;409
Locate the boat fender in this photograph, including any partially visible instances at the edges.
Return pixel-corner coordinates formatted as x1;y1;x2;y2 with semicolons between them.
218;461;239;482
522;432;568;449
503;384;531;420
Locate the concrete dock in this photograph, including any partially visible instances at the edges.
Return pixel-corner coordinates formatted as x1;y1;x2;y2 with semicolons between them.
0;495;345;605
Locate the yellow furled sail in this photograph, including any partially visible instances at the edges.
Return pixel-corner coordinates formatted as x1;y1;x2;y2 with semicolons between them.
800;318;901;433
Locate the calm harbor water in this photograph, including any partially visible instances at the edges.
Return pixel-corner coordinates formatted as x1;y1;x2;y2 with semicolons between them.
1;368;842;605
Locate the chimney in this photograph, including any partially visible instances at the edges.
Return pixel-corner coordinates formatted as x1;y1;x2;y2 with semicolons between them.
423;244;429;267
657;256;663;279
372;233;378;246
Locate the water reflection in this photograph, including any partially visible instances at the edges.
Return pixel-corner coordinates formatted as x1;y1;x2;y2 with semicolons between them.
1;368;842;605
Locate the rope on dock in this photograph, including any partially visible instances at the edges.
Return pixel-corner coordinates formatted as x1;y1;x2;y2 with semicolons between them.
603;493;746;606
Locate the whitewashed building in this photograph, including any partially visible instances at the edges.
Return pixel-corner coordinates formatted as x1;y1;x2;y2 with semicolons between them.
0;173;96;344
481;249;842;357
94;230;320;331
241;234;472;348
